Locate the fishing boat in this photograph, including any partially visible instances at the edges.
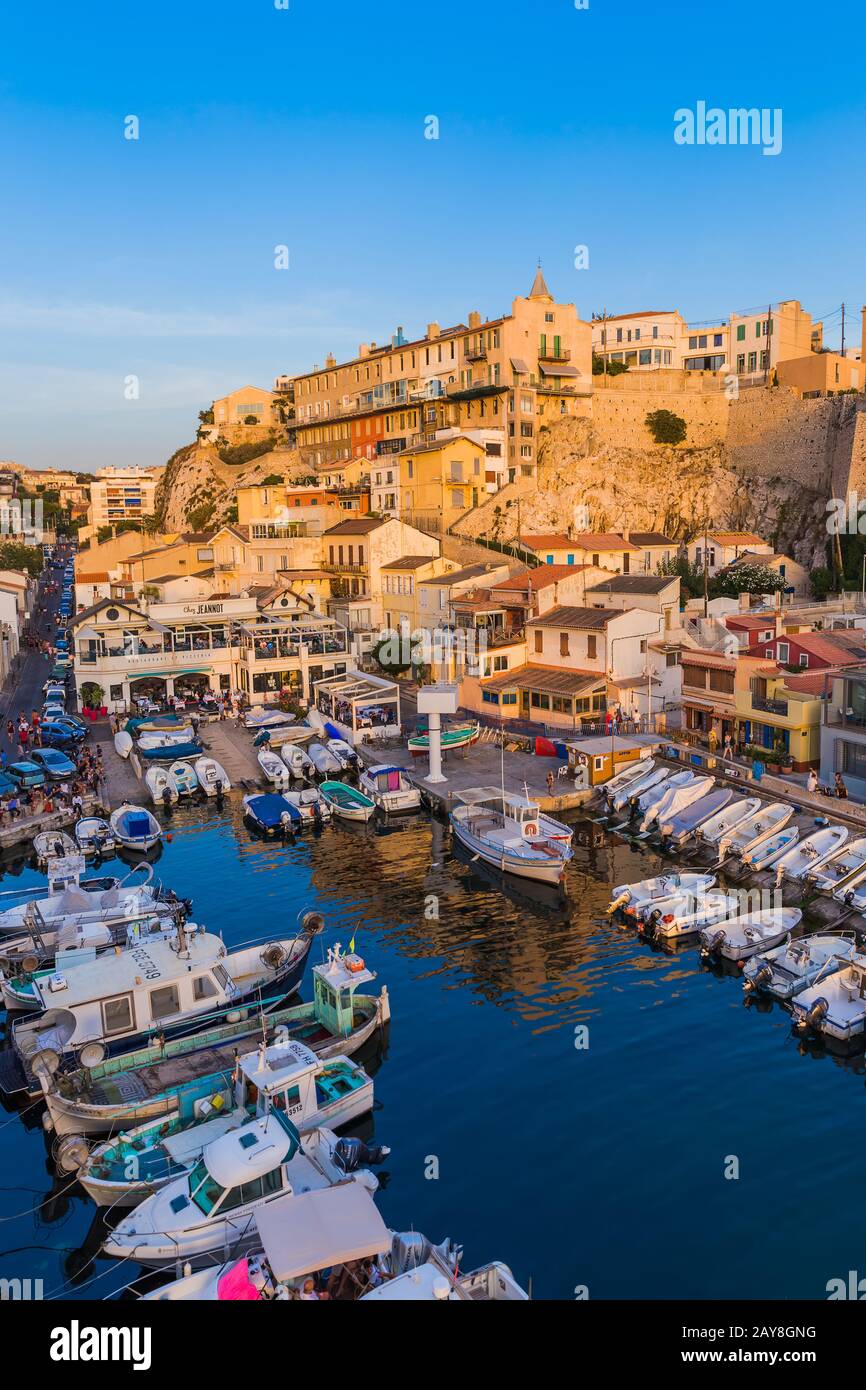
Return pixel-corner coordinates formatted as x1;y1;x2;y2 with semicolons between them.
194;757;231;797
769;825;849;881
695;796;762;847
359;765;421;813
114;730;134;759
281;785;333;826
0;908;187;979
168;760;199;798
643;891;741;943
450;788;573;885
699;907;802;963
74;1040;375;1206
242;794;301;837
143;1184;527;1302
741;825;800;871
0;859;170;940
36;942;389;1129
280;743;316;779
716;801;793;860
658;787;732;845
9;922;315;1067
805;836;866;893
791;955;866;1043
74;817;116;857
101;1116;382;1268
258;748;290;787
600;758;655;801
33;830;76;866
609;765;671;813
306;741;343;776
639;774;713;834
110;804;162;852
742;932;858;999
144;766;178;806
608;871;717;916
407;721;480;754
327;738;358;771
319;780;376;822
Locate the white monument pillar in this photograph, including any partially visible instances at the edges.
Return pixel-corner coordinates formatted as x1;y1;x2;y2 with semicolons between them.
416;683;459;786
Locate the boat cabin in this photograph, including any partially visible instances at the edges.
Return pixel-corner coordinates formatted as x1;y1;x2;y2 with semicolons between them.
312;947;377;1039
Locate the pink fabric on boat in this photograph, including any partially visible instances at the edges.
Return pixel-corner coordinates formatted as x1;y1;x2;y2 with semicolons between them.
217;1258;261;1300
387;771;400;791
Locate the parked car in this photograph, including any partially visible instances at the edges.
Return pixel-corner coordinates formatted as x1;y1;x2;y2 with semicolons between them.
8;761;46;788
51;713;86;733
30;748;77;780
40;720;86;749
42;703;67;721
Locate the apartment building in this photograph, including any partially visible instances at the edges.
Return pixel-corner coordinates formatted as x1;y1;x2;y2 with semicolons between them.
821;667;866;796
521;531;675;574
686;531;773;577
211;385;277;428
88;468;160;529
280;269;592;483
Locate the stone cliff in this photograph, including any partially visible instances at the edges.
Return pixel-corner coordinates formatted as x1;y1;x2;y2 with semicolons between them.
154;438;305;533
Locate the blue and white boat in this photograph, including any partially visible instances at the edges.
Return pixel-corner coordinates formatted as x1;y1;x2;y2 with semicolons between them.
243;794;301;836
319;780;376;823
109;804;163;853
169;760;199;798
450;788;572;885
359;765;421;813
743;932;858;999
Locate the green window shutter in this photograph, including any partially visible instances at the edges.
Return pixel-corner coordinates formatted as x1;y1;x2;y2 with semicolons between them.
736;324;745;341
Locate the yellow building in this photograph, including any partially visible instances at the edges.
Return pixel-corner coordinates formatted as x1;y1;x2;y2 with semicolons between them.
211;385;277;427
735;666;824;770
396;435;488;534
776;352;862;397
380;555;459;633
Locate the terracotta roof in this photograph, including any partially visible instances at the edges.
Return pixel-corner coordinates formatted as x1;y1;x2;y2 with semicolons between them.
491;564;591;592
776;670;831;696
680;652;736;670
480;663;604;696
627;532;676;547
586;575;676;595
76;572;110;582
520;532;638;552
528;605;618;630
418;564;493;586
322;517;387;536
709;531;767;546
725;614;776;630
748;632;866;665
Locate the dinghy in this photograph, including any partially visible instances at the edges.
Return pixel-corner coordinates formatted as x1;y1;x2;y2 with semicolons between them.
109;804;163;852
244;709;297;730
832;861;866;911
639;774;712;834
258;748;290;787
168;760;199;798
242;794;301;836
608;872;717;915
326;738;358;771
601;758;656;802
74;817;116;857
307;740;343;775
280;743;316;779
742;932;858;1000
450;789;572;885
805;836;866;893
0;859;166;940
717;801;793;860
145;765;178;806
696;796;762;846
659;787;732;845
281;785;333;826
791;954;866;1043
33;831;76;866
610;765;671;812
770;825;849;882
699;907;802;963
643;891;741;943
137;727;194;749
75;1041;375;1206
38;941;389;1130
101;1118;382;1268
319;780;376;822
194;756;231;797
631;769;693;816
138;740;203;762
114;730;133;759
407;721;480;753
253;725;315;750
741;825;800;871
359;765;421;813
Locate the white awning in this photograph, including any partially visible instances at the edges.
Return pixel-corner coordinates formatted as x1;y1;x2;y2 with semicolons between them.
255;1184;391;1282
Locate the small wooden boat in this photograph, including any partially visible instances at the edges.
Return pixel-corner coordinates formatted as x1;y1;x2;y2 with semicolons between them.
741;826;800;871
359;765;421;813
771;825;849;882
696;796;762;846
258;748;289;787
327;738;358;770
407;721;480;754
33;831;76;866
319;780;376;822
74;817;116;857
194;756;231;796
450;788;572;885
109;804;163;852
145;765;178;806
137;728;194;750
242;793;301;836
280;743;316;779
717;801;793;860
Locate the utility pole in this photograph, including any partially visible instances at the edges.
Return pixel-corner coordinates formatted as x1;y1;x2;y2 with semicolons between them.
703;518;709;619
763;304;772;385
841;302;846;359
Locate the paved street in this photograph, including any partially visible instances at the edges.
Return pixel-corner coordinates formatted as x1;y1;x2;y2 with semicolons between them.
0;556;64;759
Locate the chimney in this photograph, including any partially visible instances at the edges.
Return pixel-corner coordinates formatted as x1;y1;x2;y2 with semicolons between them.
622;529;630;543
325;353;336;369
427;322;440;339
358;344;370;359
739;591;751;612
468;311;482;329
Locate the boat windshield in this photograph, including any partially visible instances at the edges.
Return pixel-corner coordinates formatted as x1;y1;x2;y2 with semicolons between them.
189;1157;225;1215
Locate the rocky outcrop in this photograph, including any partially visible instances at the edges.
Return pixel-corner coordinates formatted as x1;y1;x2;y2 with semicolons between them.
154;440;306;533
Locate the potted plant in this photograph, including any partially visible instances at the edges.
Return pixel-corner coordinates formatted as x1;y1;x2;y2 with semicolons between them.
81;681;104;717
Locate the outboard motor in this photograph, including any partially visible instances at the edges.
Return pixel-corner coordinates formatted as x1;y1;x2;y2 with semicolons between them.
388;1231;462;1278
640;909;662;938
797;996;828;1033
333;1136;391;1175
700;928;726;961
746;960;773;993
161;787;173;812
215;778;224;797
313;802;323;829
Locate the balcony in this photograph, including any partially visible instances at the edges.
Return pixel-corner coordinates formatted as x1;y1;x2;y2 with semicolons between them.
464;346;488;362
320;561;367;574
752;695;789;717
538;348;571;363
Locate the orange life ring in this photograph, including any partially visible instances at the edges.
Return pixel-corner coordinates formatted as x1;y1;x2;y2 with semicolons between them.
525;823;539;836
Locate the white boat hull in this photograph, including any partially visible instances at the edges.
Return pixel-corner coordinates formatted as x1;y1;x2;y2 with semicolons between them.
451;819;569;885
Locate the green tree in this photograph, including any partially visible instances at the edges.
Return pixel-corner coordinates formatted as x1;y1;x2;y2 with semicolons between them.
645;409;687;445
0;542;43;577
810;565;833;600
198;408;214;425
243;414;260;425
592;353;629;376
657;553;704;600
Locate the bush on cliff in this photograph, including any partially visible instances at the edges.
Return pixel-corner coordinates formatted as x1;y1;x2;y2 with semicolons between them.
645;409;687;445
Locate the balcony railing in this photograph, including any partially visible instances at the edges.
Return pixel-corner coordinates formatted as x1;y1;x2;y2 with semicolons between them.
464;347;487;362
538;348;571;362
320;561;367;574
752;695;789;716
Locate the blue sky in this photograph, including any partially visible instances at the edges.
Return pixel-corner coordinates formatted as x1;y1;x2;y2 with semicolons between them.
1;0;864;470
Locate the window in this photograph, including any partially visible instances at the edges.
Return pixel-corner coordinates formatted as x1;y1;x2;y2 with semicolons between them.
193;975;218;1001
736;324;746;341
560;633;569;656
150;984;180;1020
777;643;789;662
799;653;809;667
534;631;543;654
482;689;500;704
587;634;597;659
102;996;134;1036
665;651;680;667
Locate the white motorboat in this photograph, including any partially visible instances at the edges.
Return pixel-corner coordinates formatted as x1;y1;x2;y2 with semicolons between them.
741;826;800;871
770;825;849;882
194;756;231;797
805;836;866;893
0;910;183;978
327;738;358;771
168;760;199;798
0;859;165;940
644;891;741;943
318;781;376;822
832;861;866;911
601;758;655;802
145;765;178;806
258;749;290;787
717;801;793;860
791;954;866;1043
110;804;162;852
137;727;194;750
74;817;117;857
699;907;802;963
244;709;298;730
359;764;421;813
450;789;572;885
102;1117;380;1268
696;796;762;846
279;744;316;779
114;730;134;759
659;787;732;844
307;741;343;775
608;871;716;916
281;785;333;826
743;932;858;1000
76;1040;375;1208
639;774;712;834
610;765;671;813
143;1185;527;1302
33;831;76;866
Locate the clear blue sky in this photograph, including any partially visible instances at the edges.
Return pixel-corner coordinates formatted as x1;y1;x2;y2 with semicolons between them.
1;0;864;471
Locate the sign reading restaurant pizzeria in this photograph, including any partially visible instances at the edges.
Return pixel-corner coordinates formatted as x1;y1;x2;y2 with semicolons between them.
155;597;256;621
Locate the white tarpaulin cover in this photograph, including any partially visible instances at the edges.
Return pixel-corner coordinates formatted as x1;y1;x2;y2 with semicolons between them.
255;1183;391;1282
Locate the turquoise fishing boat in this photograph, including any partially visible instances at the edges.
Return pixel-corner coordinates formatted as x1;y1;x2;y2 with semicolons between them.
319;780;376;822
407;720;480;754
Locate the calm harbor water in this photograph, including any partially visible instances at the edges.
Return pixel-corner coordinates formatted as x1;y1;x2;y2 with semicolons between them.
0;798;864;1301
